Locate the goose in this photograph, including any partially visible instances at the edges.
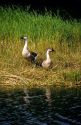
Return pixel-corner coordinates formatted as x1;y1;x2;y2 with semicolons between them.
20;36;37;63
41;48;54;68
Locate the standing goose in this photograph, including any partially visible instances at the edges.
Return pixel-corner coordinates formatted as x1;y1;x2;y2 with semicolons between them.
20;36;37;63
42;48;54;68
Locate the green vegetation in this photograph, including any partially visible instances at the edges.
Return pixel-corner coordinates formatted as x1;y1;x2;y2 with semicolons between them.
0;7;81;90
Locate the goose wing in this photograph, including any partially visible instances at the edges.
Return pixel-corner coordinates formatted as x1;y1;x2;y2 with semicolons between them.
26;51;37;63
30;52;37;57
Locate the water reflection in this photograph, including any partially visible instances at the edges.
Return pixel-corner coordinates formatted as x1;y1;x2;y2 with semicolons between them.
0;86;81;125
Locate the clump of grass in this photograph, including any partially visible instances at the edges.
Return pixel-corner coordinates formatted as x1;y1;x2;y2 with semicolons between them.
63;70;81;82
0;6;81;89
0;6;81;42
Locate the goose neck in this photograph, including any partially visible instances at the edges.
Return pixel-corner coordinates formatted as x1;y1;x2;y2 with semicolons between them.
24;40;28;49
46;51;51;61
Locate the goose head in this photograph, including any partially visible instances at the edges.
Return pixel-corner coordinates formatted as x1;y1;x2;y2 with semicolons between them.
20;36;28;41
46;48;55;53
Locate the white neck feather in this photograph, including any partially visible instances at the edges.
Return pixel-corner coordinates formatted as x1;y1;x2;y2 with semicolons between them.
46;51;51;61
22;39;30;57
24;40;28;50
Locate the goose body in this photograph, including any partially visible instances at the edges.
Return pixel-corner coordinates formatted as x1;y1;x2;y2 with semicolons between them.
21;36;37;62
42;48;54;68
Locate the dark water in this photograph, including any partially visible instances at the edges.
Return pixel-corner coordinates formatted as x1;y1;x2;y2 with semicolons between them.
0;86;81;125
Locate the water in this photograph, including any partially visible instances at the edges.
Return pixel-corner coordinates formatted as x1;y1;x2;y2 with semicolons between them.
0;86;81;125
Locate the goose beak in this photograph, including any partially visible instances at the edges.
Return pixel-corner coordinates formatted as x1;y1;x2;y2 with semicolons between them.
52;48;55;52
20;37;24;40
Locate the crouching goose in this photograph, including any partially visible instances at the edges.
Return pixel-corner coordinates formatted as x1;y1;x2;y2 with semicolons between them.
20;36;37;63
42;48;55;68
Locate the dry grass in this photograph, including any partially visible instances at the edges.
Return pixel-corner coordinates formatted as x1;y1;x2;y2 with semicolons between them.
0;41;81;91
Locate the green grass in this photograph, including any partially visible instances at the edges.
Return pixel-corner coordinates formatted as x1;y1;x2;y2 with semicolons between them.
0;7;81;90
